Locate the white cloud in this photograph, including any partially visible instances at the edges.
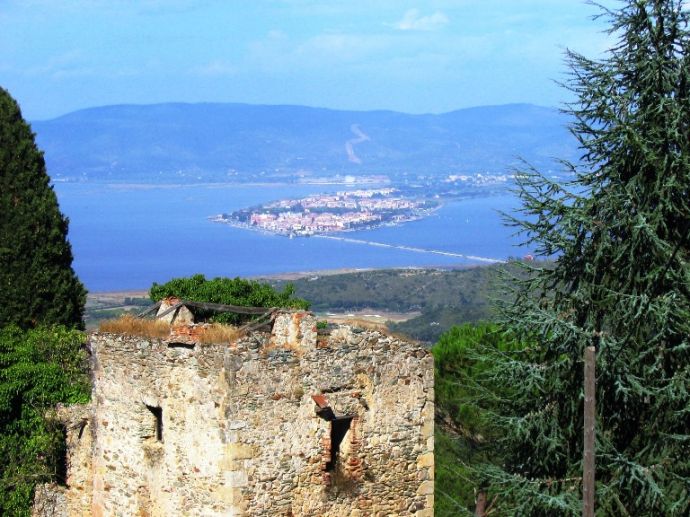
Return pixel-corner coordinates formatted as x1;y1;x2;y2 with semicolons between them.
247;30;391;73
19;50;89;78
14;50;139;80
395;9;448;31
190;60;237;77
295;33;390;61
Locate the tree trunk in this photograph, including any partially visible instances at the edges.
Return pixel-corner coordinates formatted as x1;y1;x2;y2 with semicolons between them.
583;345;596;517
475;490;487;517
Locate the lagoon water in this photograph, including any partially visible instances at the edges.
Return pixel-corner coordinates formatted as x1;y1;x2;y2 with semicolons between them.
53;182;528;292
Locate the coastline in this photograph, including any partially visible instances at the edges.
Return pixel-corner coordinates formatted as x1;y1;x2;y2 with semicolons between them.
209;201;442;239
53;179;392;190
86;263;481;297
57;182;520;295
209;211;437;238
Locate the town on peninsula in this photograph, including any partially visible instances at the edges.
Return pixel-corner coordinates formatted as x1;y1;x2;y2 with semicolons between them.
210;173;514;238
211;188;440;237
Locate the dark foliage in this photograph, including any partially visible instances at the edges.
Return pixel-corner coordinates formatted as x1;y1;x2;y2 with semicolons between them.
390;305;493;344
0;87;86;329
271;266;509;342
273;267;500;314
432;324;523;516
0;326;90;516
474;1;690;514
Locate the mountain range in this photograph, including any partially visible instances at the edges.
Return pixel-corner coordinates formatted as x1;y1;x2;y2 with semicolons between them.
32;102;579;182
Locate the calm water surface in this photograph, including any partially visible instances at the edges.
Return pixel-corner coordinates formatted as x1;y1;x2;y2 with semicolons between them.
54;182;528;292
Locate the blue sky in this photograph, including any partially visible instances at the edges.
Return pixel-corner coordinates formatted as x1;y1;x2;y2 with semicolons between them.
1;1;617;120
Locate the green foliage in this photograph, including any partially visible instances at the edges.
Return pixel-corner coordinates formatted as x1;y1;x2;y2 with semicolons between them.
0;325;90;516
389;305;491;343
122;297;153;307
274;267;500;313
479;2;690;514
0;87;89;515
0;87;86;329
432;324;523;516
150;274;310;323
271;266;513;341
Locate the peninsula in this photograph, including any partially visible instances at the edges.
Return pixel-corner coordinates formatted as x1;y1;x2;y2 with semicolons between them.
211;188;439;237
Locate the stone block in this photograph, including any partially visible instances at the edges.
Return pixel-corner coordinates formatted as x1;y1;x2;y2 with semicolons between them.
32;484;67;517
157;298;194;325
271;311;317;351
416;480;434;496
216;485;244;506
228;420;247;430
226;443;255;460
421;419;433;440
416;452;434;469
224;470;248;487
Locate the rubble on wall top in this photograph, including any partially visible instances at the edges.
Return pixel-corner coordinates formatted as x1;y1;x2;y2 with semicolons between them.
95;309;430;361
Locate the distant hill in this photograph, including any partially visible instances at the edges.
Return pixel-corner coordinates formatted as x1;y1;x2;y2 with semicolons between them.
31;102;578;182
269;265;507;343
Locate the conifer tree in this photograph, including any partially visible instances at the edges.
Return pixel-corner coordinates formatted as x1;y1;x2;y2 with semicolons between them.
475;1;690;514
0;87;85;328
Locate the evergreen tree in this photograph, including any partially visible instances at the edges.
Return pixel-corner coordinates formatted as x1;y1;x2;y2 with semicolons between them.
433;324;524;516
0;87;85;328
474;1;690;514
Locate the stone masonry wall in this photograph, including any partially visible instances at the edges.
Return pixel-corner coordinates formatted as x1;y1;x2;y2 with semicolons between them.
34;312;434;517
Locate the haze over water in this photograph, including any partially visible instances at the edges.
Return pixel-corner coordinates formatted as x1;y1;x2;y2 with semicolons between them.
54;182;525;292
5;2;607;293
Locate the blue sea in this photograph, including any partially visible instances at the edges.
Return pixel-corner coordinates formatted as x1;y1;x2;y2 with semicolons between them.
53;182;529;292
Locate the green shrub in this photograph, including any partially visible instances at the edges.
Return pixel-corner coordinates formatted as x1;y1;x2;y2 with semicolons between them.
149;274;310;324
0;325;90;516
432;324;522;516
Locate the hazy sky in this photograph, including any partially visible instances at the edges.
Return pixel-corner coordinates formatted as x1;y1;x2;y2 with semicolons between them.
1;1;617;120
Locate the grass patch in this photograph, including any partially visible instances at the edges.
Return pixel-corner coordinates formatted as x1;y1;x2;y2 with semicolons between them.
98;316;239;344
197;323;240;344
99;315;171;339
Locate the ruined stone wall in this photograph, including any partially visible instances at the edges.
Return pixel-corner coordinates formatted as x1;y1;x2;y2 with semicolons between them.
34;313;434;517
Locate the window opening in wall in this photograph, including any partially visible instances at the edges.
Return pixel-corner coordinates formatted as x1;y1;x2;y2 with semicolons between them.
167;342;195;350
146;404;163;442
326;416;353;471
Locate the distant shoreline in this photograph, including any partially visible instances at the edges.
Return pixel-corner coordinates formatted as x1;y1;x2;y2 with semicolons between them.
52;180;392;189
210;210;437;239
86;263;483;297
